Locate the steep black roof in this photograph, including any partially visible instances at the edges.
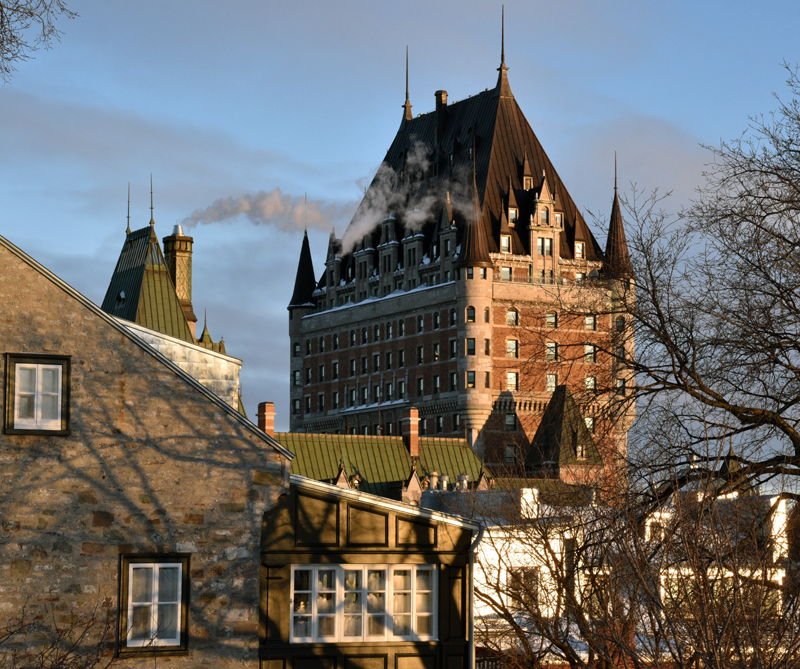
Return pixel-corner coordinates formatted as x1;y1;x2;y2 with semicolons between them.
604;181;633;277
288;230;317;309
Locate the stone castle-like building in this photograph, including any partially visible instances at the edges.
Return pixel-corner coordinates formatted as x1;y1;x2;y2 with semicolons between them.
288;44;634;485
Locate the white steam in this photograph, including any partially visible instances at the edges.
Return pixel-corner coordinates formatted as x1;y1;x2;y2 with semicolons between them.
181;188;353;232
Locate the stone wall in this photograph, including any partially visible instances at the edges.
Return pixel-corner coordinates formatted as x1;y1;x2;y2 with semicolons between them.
119;319;242;410
0;239;289;667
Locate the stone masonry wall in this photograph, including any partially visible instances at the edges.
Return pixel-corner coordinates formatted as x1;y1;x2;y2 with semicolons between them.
0;241;289;667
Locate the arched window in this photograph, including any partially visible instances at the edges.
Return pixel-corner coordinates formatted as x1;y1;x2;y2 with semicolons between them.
466;306;475;323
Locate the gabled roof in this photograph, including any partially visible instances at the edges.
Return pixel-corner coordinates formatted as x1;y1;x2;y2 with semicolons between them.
278;432;484;499
288;230;317;309
0;234;292;461
526;385;602;470
101;224;194;344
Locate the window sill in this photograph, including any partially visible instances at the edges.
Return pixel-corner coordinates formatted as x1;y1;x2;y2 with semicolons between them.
116;647;190;658
4;427;70;436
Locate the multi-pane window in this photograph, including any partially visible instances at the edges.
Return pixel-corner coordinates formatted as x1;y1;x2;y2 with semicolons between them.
585;376;597;393
467;268;474;279
584;416;594;433
575;241;585;259
504;444;517;464
616;346;626;361
387;323;393;339
122;557;188;650
466;338;476;356
500;235;511;253
466;306;475;323
546;312;558;328
507;340;519;358
293;343;301;357
362;328;368;345
293;370;302;387
585;315;596;331
450;309;456;326
350;331;356;347
555;213;563;227
616;316;625;332
546;342;558;361
507;372;519;391
546;374;557;392
508;567;539;612
501;267;512;281
292;399;301;415
509;208;518;223
466;371;476;389
374;324;380;341
540;209;549;226
585;344;597;363
537;238;553;256
9;358;69;432
319;337;326;353
506;309;518;325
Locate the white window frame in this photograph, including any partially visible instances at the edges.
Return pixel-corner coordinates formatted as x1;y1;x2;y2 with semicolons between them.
290;564;437;643
546;374;557;392
13;362;63;431
575;241;585;259
507;371;519;391
501;235;511;253
125;561;184;648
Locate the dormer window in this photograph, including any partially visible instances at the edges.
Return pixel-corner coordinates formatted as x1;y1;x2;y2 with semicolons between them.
540;209;549;226
500;235;511;253
555;213;563;228
575;242;585;259
523;176;533;190
509;208;518;224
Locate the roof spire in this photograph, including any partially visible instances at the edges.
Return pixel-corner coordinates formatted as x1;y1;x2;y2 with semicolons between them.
149;173;154;226
402;46;413;123
614;151;618;192
604;155;633;277
126;182;131;234
495;6;512;97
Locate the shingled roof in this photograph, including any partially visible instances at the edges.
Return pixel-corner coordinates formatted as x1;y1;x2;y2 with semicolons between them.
101;224;195;344
278;432;484;499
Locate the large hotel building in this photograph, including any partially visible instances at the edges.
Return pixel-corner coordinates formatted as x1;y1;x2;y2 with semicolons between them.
288;47;634;484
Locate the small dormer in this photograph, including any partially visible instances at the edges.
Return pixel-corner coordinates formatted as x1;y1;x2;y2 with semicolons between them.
506;177;518;228
521;150;534;191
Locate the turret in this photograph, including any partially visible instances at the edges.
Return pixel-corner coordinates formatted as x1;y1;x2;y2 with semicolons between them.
288;231;317;313
604;161;633;277
162;224;198;338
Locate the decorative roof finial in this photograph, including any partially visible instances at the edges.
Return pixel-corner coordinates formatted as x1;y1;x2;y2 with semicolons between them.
402;46;413;122
614;151;618;192
500;5;506;70
149;173;154;226
495;6;511;95
126;182;131;234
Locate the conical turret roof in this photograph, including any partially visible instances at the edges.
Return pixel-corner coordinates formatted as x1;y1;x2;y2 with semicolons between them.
288;230;317;309
457;171;493;268
604;170;633;276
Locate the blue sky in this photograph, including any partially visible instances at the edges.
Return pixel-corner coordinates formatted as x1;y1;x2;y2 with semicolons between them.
3;0;799;428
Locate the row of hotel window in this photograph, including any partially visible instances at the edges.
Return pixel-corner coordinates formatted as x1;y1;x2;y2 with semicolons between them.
292;374;626;415
297;313;626;357
294;341;626;388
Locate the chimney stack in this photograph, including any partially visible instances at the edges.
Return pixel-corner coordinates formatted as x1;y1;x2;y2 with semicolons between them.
257;401;275;438
435;90;448;143
429;471;438;492
162;225;198;338
402;407;419;457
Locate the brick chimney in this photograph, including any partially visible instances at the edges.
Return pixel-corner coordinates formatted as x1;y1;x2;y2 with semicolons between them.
435;90;448;143
402;407;419;458
257;401;275;438
162;225;198;338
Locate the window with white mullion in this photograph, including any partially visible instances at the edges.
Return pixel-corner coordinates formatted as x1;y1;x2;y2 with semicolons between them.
127;563;182;646
14;363;62;430
391;566;436;641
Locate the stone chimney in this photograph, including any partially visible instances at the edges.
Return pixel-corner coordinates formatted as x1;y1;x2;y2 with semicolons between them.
435;90;448;143
257;401;275;438
402;407;419;457
162;224;198;338
429;471;439;492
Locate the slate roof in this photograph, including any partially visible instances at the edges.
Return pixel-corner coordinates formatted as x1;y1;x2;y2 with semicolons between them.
317;59;605;289
526;385;602;471
101;224;194;344
288;230;317;308
277;432;485;499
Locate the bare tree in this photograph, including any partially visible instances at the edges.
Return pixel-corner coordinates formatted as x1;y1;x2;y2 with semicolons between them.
0;0;76;82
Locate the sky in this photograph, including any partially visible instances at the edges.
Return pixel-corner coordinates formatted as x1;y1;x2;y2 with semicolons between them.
3;0;800;429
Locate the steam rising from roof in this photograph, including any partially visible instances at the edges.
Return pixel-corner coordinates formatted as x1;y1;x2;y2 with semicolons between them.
181;188;354;232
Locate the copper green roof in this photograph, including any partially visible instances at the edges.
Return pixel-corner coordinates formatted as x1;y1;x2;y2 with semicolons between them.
101;225;194;344
277;432;484;499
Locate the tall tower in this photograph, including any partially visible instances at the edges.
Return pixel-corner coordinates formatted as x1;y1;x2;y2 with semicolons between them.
163;225;198;338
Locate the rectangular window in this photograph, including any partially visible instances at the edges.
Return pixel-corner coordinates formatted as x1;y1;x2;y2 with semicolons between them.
584;416;594;434
575;241;585;259
508;567;539;612
362;328;368;345
501;267;511;281
546;342;558;361
504;445;517;464
305;367;312;384
373;386;380;403
350;331;357;347
361;357;368;375
417;346;424;365
332;391;339;410
319;365;326;382
506;309;518;325
398;350;405;368
332;362;339;380
374;325;380;341
537;238;553;256
585;344;597;363
386;351;393;370
333;334;339;350
585;315;596;331
467;268;474;279
504;413;516;431
6;355;70;433
484;372;491;389
586;376;596;393
399;320;405;337
318;393;325;412
417;315;424;333
501;235;511;253
484;339;490;356
466;338;475;356
349;359;356;377
481;268;488;280
349;388;357;407
293;343;301;357
361;387;368;404
397;380;405;399
555;213;563;228
449;340;457;359
616;378;626;395
292;399;300;415
450;372;458;392
120;555;189;651
417;377;424;397
507;372;519;391
546;374;557;392
546;312;557;328
319;337;326;353
305;397;311;413
507;340;519;358
466;371;476;389
432;343;440;361
435;416;443;433
385;382;393;401
433;375;440;393
293;370;302;387
373;353;380;372
616;346;626;361
306;340;311;355
387;323;393;339
433;313;440;330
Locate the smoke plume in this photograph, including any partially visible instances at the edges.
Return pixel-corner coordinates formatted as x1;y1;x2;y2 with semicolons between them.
181;188;354;232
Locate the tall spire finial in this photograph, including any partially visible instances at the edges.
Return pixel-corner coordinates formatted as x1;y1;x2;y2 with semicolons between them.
614;152;618;192
496;6;511;94
500;5;506;69
402;46;413;122
149;173;154;226
126;182;131;234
